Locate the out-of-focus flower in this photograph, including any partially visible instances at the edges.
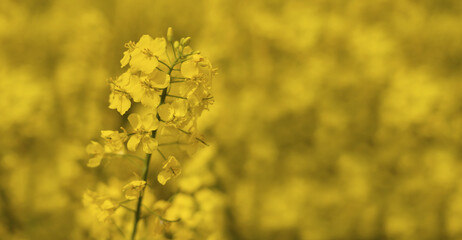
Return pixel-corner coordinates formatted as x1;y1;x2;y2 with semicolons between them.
82;190;119;222
100;128;127;152
158;156;182;185
122;180;147;200
86;141;104;167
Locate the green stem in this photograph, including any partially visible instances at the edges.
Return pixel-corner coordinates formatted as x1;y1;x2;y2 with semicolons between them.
158;60;170;69
130;151;152;240
157;148;167;160
166;94;187;99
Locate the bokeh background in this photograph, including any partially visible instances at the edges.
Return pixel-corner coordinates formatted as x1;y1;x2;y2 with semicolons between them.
2;0;462;239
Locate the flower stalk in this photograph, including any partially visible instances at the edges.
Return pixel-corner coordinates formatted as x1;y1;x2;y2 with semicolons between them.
84;27;215;239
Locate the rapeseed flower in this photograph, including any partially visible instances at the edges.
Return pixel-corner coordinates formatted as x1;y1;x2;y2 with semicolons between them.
158;156;182;185
129;35;166;74
127;113;159;153
122;180;147;200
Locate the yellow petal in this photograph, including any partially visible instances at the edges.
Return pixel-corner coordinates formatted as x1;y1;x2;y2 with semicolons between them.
151;38;167;56
149;70;169;89
86;141;104;155
160;156;181;182
141;90;161;108
108;92;120;110
157;169;172;185
127;134;142;152
157;103;174;122
150;37;167;56
192;54;203;62
120;50;130;68
87;155;103;168
128;113;142;130
179;81;198;98
118;95;131;115
136;35;154;47
136;35;165;52
172;99;188;117
100;130;115;139
164;156;181;170
136;35;166;56
142;114;159;131
122;180;146;200
117;71;132;86
182;46;193;55
128;83;144;102
129;48;158;74
142;136;158;153
180;59;199;78
101;199;118;210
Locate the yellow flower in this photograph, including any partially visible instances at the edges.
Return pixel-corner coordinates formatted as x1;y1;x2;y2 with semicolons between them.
82;190;119;222
157;103;175;122
180;54;207;78
130;35;166;74
117;70;137;87
109;91;131;115
100;128;127;152
157;99;188;123
148;69;170;89
86;141;104;168
120;41;135;68
171;99;188;118
122;180;147;200
128;74;162;108
179;81;199;99
108;75;132;115
97;199;119;222
127;113;159;153
157;156;182;185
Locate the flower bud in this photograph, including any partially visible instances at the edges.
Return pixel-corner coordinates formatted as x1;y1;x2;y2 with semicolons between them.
167;27;173;42
183;37;191;46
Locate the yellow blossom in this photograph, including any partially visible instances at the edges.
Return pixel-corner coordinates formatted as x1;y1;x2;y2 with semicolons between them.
100;128;127;152
108;76;132;115
120;41;136;68
117;70;137;87
179;81;199;99
149;70;170;89
157;103;175;122
180;54;207;78
158;156;182;185
122;180;147;200
97;199;119;222
82;190;119;222
171;99;188;118
128;74;162;108
129;35;166;74
127;113;159;153
86;141;104;168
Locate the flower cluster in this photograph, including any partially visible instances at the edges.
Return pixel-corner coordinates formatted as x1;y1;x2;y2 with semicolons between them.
84;28;215;239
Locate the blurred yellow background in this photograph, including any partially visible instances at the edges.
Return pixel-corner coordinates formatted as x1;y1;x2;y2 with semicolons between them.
1;0;462;239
